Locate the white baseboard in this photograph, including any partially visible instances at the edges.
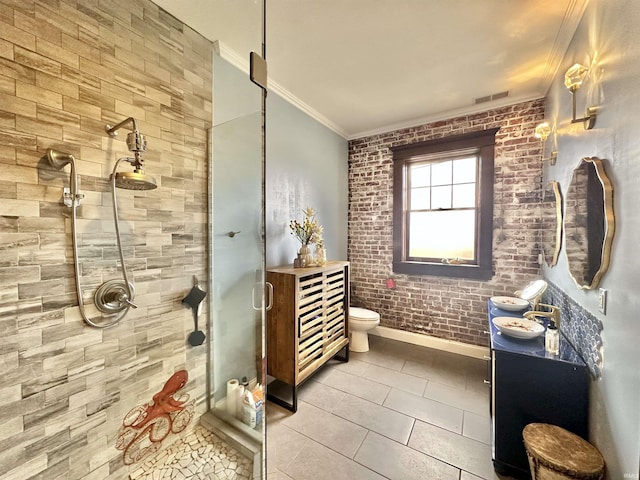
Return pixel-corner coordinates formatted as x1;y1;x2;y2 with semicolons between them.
370;326;489;359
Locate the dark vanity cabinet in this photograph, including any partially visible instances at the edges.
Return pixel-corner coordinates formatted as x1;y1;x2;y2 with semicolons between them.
488;302;590;479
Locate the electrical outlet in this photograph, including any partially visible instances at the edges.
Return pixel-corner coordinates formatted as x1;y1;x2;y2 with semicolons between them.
598;288;607;314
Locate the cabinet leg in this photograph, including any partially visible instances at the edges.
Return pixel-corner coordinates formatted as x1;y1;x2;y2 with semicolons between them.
334;344;349;363
266;380;298;413
292;384;297;412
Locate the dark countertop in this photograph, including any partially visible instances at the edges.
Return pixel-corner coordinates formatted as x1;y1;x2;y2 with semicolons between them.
488;300;585;366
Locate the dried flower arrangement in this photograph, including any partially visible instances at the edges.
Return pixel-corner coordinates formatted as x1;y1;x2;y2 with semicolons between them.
289;207;326;267
289;207;323;246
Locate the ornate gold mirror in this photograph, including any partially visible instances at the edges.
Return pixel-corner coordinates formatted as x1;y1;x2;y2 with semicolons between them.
564;157;615;289
541;181;563;267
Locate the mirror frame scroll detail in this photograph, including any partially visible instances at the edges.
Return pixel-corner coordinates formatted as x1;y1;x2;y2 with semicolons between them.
564;157;615;290
542;180;563;267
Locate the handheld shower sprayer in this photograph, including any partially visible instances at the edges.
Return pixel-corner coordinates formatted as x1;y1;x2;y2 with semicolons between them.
46;148;135;328
47;149;75;169
46;149;84;207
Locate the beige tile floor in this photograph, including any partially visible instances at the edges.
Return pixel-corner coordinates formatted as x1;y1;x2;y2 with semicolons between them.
266;336;517;480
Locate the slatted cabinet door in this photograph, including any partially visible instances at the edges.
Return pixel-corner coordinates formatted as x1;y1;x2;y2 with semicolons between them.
297;272;325;377
323;268;347;352
266;261;350;411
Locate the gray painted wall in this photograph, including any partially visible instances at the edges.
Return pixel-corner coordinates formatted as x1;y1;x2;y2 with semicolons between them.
543;0;640;477
266;95;349;268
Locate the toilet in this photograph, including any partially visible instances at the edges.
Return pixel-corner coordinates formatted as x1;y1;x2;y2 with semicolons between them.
348;307;380;352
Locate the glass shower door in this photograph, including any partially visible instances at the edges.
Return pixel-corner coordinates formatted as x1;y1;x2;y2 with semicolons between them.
208;0;266;475
211;108;263;404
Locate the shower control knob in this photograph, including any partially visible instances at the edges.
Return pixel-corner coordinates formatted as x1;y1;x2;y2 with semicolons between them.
95;279;137;314
119;294;138;309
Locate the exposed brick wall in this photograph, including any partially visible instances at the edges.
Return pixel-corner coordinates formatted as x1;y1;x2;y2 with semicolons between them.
348;100;546;346
0;1;211;478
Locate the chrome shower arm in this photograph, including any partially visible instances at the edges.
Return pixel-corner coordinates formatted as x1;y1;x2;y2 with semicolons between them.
105;117;147;166
105;117;139;137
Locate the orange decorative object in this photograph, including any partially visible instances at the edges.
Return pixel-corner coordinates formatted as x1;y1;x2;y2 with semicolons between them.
116;370;194;465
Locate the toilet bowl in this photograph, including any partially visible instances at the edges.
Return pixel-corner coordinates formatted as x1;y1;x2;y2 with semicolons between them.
349;307;380;352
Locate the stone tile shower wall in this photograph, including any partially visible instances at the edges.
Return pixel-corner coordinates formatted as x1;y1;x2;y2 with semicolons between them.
348;99;545;346
0;1;211;479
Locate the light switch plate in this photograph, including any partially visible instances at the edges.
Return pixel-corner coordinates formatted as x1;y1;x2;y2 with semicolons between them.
598;288;607;314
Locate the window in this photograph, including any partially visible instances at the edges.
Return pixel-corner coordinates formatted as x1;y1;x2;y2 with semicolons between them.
392;128;498;279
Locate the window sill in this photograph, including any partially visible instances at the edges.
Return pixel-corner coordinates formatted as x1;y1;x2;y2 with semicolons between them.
393;261;493;280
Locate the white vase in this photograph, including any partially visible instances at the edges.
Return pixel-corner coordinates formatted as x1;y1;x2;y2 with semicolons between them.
295;244;313;268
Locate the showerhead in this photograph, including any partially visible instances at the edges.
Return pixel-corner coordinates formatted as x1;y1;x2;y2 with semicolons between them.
114;171;157;190
113;157;157;190
47;148;75;169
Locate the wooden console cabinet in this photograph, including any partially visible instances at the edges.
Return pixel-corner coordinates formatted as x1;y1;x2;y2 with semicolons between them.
266;261;350;411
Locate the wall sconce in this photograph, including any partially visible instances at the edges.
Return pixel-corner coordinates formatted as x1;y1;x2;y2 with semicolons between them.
534;122;557;165
564;63;596;130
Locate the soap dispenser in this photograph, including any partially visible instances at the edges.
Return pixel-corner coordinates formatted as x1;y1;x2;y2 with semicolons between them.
545;319;559;355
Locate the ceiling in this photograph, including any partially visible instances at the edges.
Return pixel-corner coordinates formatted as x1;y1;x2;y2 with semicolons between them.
154;0;588;139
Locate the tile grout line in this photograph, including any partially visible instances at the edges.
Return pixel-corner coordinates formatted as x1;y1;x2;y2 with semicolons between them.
352;430;393;480
325;365;475;436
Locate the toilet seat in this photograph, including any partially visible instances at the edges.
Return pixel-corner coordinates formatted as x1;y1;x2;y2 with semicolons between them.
349;307;380;322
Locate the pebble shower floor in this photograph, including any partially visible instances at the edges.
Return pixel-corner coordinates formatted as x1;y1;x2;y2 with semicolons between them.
129;425;253;479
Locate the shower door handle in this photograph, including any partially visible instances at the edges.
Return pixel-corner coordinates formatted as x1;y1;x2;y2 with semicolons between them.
266;282;273;311
252;282;273;311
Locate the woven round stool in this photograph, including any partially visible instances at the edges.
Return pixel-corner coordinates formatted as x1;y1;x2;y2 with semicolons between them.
523;423;605;480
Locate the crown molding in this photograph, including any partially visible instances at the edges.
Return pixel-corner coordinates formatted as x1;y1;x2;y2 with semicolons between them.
209;46;544;141
214;9;580;143
540;0;590;95
213;41;349;138
267;79;350;139
213;40;250;75
347;93;545;140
